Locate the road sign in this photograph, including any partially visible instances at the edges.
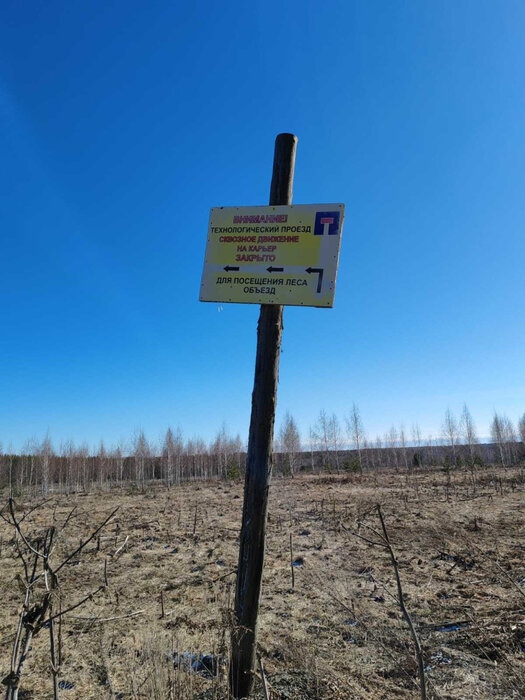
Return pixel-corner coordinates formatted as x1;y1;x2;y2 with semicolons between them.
199;204;344;307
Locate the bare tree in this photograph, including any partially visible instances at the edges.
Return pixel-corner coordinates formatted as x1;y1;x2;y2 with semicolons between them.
39;435;54;498
426;434;437;466
490;412;518;467
170;427;184;483
328;413;343;472
278;412;301;477
97;440;108;489
346;404;365;471
149;438;159;481
310;411;333;472
308;427;317;472
411;423;422;448
59;440;75;494
77;442;90;491
504;416;518;465
112;444;125;487
1;497;117;698
497;414;518;466
210;424;228;479
442;409;459;465
162;428;176;488
374;435;384;469
519;413;525;446
386;426;399;470
399;425;409;471
460;404;478;463
411;423;424;468
210;424;243;479
186;436;208;480
364;438;375;469
133;430;150;490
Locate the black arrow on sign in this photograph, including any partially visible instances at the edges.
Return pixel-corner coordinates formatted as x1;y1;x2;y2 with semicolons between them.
267;266;284;273
305;267;324;293
224;265;240;272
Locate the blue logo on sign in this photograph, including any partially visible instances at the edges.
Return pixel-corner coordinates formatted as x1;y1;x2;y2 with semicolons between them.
314;211;340;236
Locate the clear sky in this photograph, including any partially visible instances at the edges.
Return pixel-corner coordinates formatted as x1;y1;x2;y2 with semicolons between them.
1;1;524;453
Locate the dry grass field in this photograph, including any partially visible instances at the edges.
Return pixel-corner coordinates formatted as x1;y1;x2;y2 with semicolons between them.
1;466;524;699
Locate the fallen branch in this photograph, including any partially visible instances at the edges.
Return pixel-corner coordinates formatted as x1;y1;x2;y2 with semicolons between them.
69;610;145;624
112;535;129;558
257;654;270;700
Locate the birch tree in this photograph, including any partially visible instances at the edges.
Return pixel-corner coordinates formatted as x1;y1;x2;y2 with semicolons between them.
97;440;108;488
501;415;518;465
278;412;301;477
328;413;343;472
113;444;125;487
211;424;229;479
411;423;423;468
442;409;459;465
490;412;515;467
411;423;422;449
186;436;208;480
308;427;317;472
386;426;399;470
375;435;384;469
162;427;178;487
519;413;525;445
426;434;436;466
77;442;90;491
210;425;242;479
491;413;506;466
133;430;150;489
310;411;333;472
39;435;53;497
399;425;409;471
60;440;74;493
460;404;478;463
346;403;365;471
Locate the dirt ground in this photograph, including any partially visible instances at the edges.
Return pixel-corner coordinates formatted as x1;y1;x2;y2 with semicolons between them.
1;466;524;699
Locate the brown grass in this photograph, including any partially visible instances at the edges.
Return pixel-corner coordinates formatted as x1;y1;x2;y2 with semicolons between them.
1;466;524;699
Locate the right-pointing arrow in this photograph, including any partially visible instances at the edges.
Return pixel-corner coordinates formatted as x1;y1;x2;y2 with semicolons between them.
305;267;324;293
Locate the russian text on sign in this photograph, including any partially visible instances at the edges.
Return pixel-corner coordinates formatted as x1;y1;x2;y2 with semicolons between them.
200;204;344;308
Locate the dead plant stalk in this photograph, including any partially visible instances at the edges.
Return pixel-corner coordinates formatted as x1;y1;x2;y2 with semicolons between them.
376;504;427;700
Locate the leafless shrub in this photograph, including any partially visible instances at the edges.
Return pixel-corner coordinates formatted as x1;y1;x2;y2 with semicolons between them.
0;497;117;698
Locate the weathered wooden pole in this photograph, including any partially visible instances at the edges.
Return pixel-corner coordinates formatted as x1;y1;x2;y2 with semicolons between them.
230;133;298;699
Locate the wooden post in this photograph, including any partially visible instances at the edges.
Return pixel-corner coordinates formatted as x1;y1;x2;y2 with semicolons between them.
289;533;295;591
230;133;297;699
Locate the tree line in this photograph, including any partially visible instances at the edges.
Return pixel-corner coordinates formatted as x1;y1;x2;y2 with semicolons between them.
0;425;244;496
1;406;524;495
302;405;525;474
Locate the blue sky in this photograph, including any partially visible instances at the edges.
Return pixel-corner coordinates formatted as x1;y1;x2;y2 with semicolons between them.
1;1;524;452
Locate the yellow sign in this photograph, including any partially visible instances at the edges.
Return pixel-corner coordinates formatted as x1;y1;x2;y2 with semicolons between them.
199;204;344;307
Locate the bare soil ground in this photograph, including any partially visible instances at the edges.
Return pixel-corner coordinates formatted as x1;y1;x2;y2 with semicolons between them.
1;466;524;699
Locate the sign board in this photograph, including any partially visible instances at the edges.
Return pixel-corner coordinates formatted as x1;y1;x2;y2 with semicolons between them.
199;204;344;307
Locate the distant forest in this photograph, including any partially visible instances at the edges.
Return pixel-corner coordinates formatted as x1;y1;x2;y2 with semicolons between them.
1;405;524;495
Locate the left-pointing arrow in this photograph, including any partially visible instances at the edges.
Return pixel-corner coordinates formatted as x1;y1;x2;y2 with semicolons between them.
267;266;284;273
305;267;324;293
224;265;240;272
